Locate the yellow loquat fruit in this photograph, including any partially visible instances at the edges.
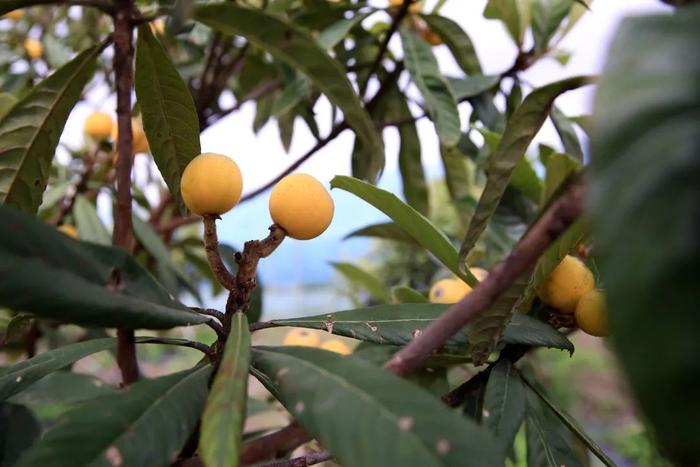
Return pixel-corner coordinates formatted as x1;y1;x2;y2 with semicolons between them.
180;153;243;216
268;173;334;240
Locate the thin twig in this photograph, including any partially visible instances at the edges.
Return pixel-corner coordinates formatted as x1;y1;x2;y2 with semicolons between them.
112;0;140;386
240;424;310;465
383;176;586;376
260;451;333;467
193;307;225;322
202;215;237;291
50;148;99;226
358;0;413;97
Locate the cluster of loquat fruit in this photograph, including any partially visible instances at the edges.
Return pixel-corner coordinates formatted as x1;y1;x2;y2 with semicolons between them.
427;255;610;338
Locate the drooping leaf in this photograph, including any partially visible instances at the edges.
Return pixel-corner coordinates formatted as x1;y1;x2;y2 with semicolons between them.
400;27;461;147
317;12;372;50
532;0;574;53
419;14;482;75
589;9;700;464
550;105;583;161
73;195;111;245
447;75;500;101
484;0;530;47
331;262;391;303
8;371;115;409
522;376;615;466
200;313;250;467
132;216;200;300
391;286;428;304
251;346;501;467
0;403;41;467
344;222;421;247
0;205;208;329
0;44;101;213
525;381;585;467
394;98;429;215
483;360;527;455
135;25;201;213
0;338;116;402
0;94;16;121
458;76;593;266
540;152;582;207
15;365;211;467
439;144;472;205
271;304;573;354
192;4;384;179
271;76;309;118
331;176;476;285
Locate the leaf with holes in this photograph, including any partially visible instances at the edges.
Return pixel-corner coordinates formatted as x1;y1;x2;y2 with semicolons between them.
0;44;101;213
200;313;250;467
400;27;460;147
332;176;476;285
420;14;482;75
135;25;201;213
192;4;383;178
458;76;592;265
0;338;116;402
15;365;211;467
251;346;501;467
483;360;526;456
272;304;572;354
0;205;208;329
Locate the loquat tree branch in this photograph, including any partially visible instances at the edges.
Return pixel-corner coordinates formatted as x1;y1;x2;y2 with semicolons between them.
260;451;333;467
383;176;586;376
50;147;100;227
202;215;238;291
239;423;310;465
112;0;140;386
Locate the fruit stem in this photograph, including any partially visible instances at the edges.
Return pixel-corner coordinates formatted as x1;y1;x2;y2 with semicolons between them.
202;215;238;291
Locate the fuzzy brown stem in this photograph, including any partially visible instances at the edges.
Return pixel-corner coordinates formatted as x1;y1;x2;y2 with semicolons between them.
112;0;139;386
239;424;310;465
202;215;237;291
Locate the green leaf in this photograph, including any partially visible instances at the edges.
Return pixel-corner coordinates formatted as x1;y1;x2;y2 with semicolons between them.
483;360;526;456
419;14;482;75
511;158;543;203
522;376;615;466
15;365;211;467
271;76;309;118
532;0;574;53
8;372;115;408
0;205;208;329
589;8;700;464
132;216;200;300
271;304;573;354
0;403;41;467
458;76;593;266
251;346;501;467
0;0;60;16
0;44;101;213
344;222;421;247
317;12;372;50
135;25;201;214
400;27;461;147
200;313;250;467
484;0;530;46
391;286;428;304
331;262;391;303
0;93;16;121
73;195;111;245
394;98;429;215
0;338;116;402
193;4;384;180
525;382;584;467
550;105;583;160
540;152;582;206
440;144;472;205
447;75;500;101
331;176;476;285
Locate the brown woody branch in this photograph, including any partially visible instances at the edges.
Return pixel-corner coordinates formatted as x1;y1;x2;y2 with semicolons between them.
112;0;140;386
225;225;286;319
261;451;333;467
240;424;310;465
202;215;237;290
384;176;585;376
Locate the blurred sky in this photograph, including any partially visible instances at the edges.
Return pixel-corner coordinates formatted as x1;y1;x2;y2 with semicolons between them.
59;0;670;298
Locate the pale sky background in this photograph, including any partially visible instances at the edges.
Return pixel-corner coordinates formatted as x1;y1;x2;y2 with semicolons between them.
57;0;670;312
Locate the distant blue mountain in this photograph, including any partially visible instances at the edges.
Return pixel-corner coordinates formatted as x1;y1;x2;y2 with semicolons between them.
217;170;405;287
